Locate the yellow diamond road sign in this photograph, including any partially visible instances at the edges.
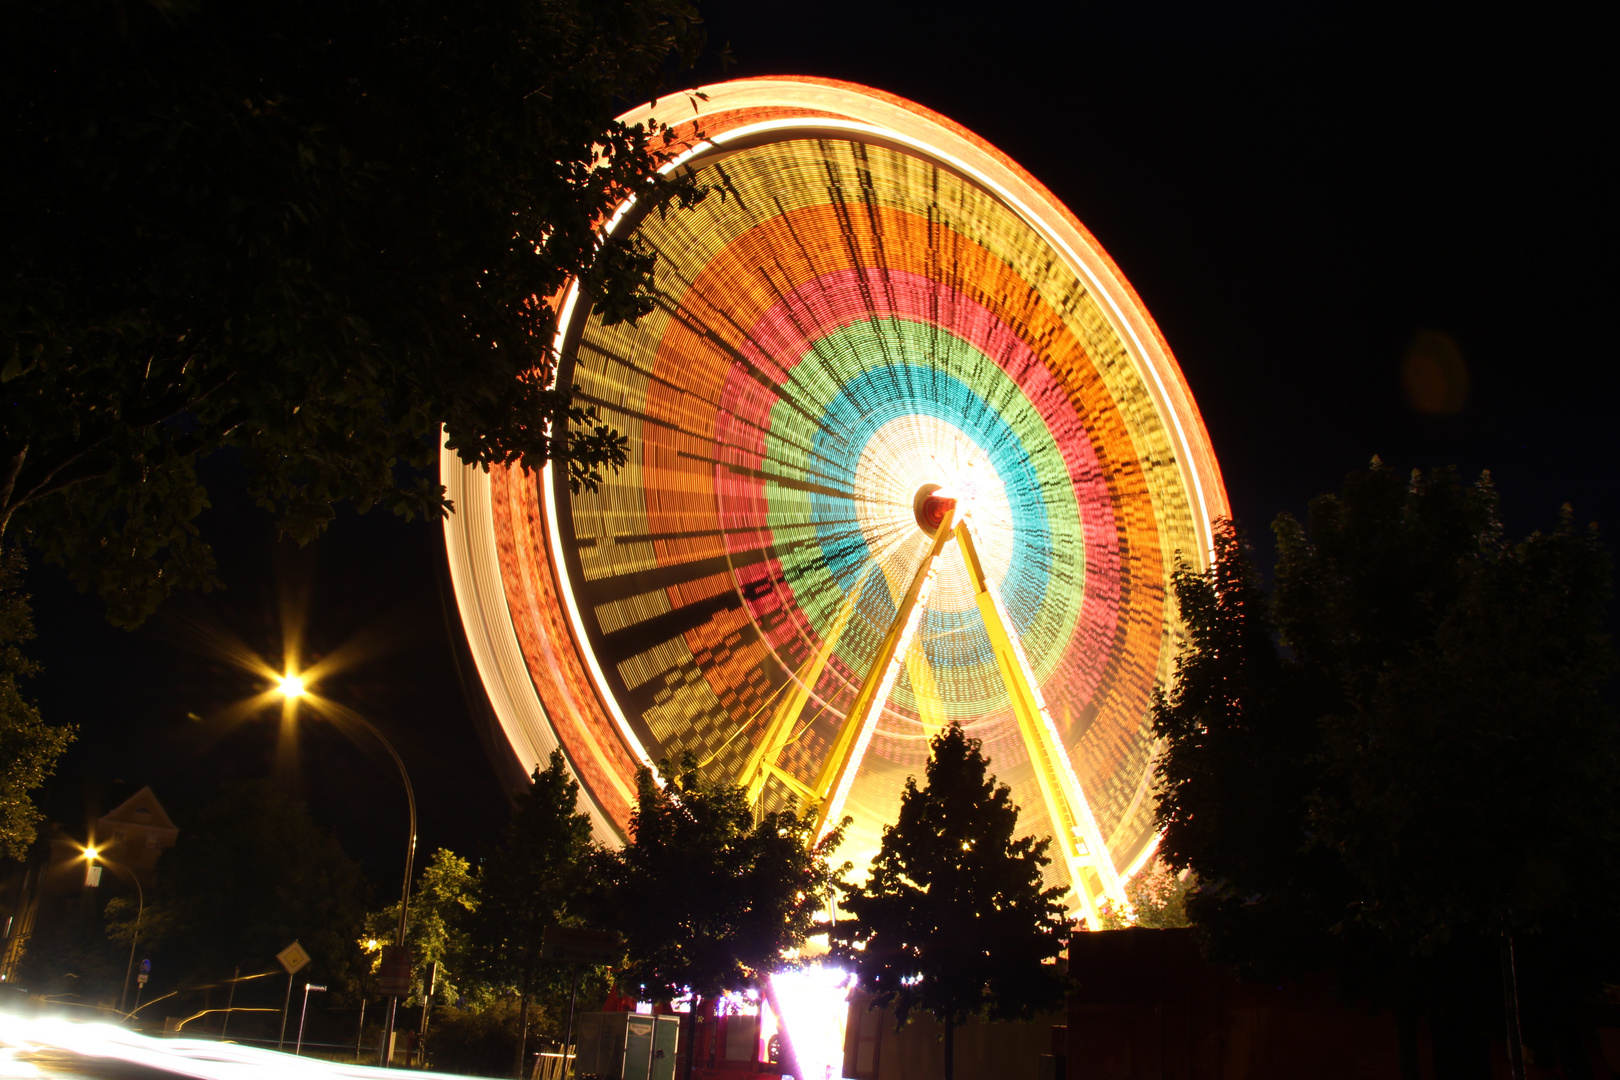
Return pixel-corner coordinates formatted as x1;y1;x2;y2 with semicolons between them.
277;941;311;975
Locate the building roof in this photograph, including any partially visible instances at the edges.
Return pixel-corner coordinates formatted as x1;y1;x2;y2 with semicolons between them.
98;786;178;839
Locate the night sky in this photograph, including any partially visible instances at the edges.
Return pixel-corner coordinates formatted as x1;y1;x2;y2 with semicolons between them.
20;4;1615;894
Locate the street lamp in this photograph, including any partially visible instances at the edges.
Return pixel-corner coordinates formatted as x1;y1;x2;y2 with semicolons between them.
83;846;144;1017
272;670;417;1068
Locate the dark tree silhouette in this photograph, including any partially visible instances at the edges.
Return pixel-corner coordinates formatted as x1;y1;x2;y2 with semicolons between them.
831;723;1069;1080
469;751;596;1079
0;549;72;858
1;0;706;626
1155;462;1620;1077
601;755;846;1080
134;782;370;997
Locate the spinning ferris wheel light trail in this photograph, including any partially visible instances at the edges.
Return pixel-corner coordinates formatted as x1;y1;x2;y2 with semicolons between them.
443;76;1230;920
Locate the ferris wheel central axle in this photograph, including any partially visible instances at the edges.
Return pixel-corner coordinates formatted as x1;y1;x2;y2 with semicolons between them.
912;484;957;533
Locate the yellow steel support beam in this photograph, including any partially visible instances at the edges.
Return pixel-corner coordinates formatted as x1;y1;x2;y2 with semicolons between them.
764;762;820;803
953;519;1127;925
738;565;878;809
811;511;957;839
903;635;950;737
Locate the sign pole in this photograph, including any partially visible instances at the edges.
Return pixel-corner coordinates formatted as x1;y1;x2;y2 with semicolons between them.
538;927;620;1080
274;941;312;1053
296;983;312;1056
279;972;294;1051
222;966;238;1039
296;983;328;1056
417;960;438;1067
563;962;581;1079
373;942;414;1067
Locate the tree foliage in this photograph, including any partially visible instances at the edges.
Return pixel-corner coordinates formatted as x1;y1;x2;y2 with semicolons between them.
0;549;75;859
1154;462;1620;1067
831;723;1069;1080
1151;518;1341;969
13;882;126;1006
365;846;478;1006
602;754;848;1005
468;751;598;1076
137;781;370;994
1097;859;1193;930
1;0;706;625
470;752;595;996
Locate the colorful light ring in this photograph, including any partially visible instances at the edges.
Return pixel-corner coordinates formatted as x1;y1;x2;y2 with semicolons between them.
442;78;1228;888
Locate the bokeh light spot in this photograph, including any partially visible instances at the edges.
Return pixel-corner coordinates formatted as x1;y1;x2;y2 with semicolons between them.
1402;330;1469;414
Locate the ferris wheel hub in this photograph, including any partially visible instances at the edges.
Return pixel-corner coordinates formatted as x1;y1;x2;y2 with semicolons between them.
912;484;958;535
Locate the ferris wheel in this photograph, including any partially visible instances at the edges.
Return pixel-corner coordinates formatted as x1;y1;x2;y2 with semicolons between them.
443;78;1228;923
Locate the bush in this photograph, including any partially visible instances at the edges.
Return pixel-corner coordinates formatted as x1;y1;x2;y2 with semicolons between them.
428;998;563;1077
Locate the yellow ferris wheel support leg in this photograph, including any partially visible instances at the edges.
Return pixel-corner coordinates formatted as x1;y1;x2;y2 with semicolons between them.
953;519;1127;926
738;564;879;809
903;637;950;737
811;511;957;840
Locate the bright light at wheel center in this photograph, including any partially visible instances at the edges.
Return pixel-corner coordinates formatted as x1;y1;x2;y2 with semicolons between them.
275;673;307;699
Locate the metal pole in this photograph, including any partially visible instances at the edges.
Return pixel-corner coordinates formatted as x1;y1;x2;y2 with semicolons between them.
343;710;416;1070
355;997;367;1062
296;983;327;1056
90;855;144;1017
1501;932;1526;1080
418;960;438;1067
279;972;294;1051
297;983;312;1056
222;966;239;1039
281;695;416;1068
562;963;581;1080
379;999;395;1068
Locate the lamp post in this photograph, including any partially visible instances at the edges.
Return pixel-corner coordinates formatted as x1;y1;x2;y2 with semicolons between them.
83;846;145;1017
273;672;417;1068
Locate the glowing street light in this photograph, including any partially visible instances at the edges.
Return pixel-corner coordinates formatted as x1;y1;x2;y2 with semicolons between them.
271;669;417;1068
82;845;144;1017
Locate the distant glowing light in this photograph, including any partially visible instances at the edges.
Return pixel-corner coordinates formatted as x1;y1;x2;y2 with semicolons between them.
770;963;852;1080
82;847;99;861
275;673;308;700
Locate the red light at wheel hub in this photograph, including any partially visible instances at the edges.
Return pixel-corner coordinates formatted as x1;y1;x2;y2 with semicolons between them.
912;484;957;534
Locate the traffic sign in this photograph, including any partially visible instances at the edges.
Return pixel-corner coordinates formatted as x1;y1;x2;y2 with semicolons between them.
375;943;413;997
140;959;151;974
277;941;311;975
541;927;620;965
